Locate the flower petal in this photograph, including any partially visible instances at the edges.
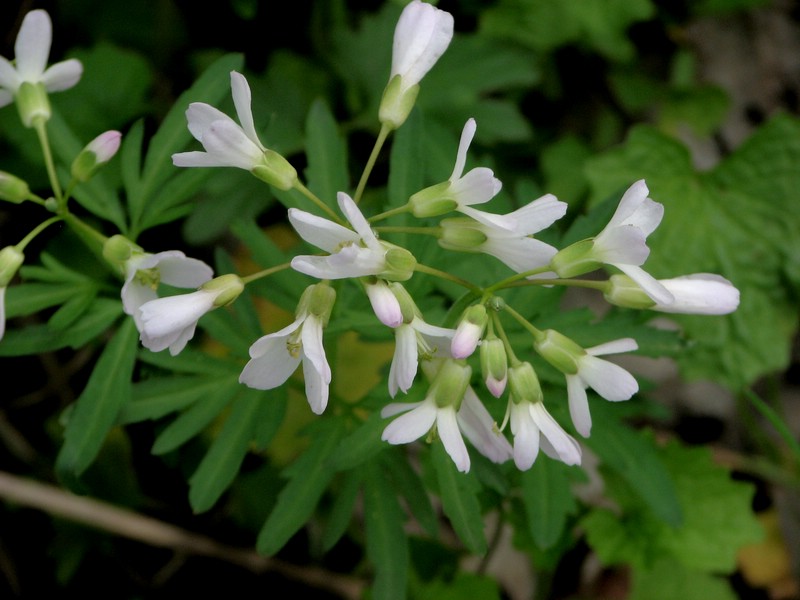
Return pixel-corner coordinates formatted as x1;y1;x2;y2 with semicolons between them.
302;353;329;414
457;388;512;464
200;120;264;169
389;324;418;397
437;406;470;472
0;57;21;93
184;102;233;141
656;273;740;314
615;263;674;305
41;59;82;92
450;118;476;180
366;280;403;327
381;399;437;444
301;315;331;384
156;255;214;288
578;355;638;402
230;71;264;150
451;168;502;207
566;375;592;437
337;192;381;251
530;402;581;466
288;208;359;253
15;10;51;82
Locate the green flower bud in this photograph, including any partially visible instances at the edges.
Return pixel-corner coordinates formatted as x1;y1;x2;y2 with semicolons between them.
0;172;30;204
480;335;508;397
378;75;420;130
298;283;337;326
201;274;245;307
251;150;298;190
0;246;25;287
439;218;488;251
102;234;141;270
533;329;584;375
16;81;51;127
389;282;418;324
409;181;458;218
71;131;122;182
508;362;543;405
550;238;602;278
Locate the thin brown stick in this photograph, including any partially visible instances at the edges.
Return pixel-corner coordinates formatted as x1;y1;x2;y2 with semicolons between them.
0;470;365;599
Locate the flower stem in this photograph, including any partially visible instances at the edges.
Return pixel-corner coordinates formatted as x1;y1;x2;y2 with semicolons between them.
354;123;391;205
373;225;440;237
33;118;63;206
506;277;609;291
413;262;482;294
491;311;520;366
502;303;544;343
293;180;345;225
368;204;411;223
484;266;553;293
240;262;292;285
15;216;62;252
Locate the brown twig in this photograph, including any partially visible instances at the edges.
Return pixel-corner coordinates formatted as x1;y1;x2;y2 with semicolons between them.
0;470;365;599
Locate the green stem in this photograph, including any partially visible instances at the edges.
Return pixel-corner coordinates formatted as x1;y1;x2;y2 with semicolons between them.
33;118;63;205
293;180;345;225
491;311;520;366
15;216;63;252
744;388;800;464
354;123;391;205
413;262;482;294
504;277;609;291
368;204;411;223
240;262;292;285
62;212;109;261
502;303;544;342
373;225;440;237
485;266;553;293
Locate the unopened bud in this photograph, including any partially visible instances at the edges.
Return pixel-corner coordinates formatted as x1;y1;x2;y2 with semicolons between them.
202;274;245;307
508;362;543;404
0;172;30;204
0;246;24;287
71;131;122;182
251;150;298;190
16;82;50;127
533;329;584;375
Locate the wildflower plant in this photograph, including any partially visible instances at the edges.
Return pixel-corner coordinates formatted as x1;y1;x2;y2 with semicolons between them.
4;2;790;599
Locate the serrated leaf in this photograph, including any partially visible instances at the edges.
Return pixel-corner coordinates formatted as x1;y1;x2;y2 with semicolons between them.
257;418;345;555
520;457;578;549
188;388;264;512
364;460;409;600
431;443;487;555
151;381;239;455
55;319;138;484
587;119;800;388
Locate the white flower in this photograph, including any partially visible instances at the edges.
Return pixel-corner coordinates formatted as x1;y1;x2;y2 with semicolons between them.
138;275;243;356
173;71;264;170
0;287;7;342
389;316;455;397
0;246;25;342
239;284;335;415
290;192;416;281
409;118;502;219
379;0;454;128
382;359;473;472
121;250;213;330
440;194;567;274
0;10;82;113
390;0;454;91
592;181;672;304
645;273;740;314
565;338;639;437
508;400;582;470
457;388;512;464
365;279;403;327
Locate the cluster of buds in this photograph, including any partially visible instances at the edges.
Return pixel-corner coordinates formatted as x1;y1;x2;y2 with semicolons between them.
0;3;741;476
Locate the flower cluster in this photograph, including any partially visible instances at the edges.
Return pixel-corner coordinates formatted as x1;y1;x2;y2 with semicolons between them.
0;2;741;476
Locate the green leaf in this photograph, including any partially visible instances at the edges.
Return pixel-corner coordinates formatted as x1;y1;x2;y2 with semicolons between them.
55;319;138;483
321;468;364;552
47;288;98;330
585;117;800;387
384;450;439;538
0;299;122;356
431;443;487;555
631;558;737;600
257;418;345;555
120;119;144;208
151;382;239;455
188;388;264;512
331;411;389;470
5;283;91;318
363;461;409;600
123;375;239;423
584;404;682;526
304;98;349;203
415;572;502;600
520;457;578;549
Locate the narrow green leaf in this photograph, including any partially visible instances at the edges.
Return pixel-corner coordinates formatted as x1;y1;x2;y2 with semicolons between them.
55;319;138;483
304;98;349;203
332;411;389;470
5;283;89;318
138;167;214;232
364;460;409;600
47;288;98;330
250;387;287;451
188;389;262;512
257;418;345;555
321;468;364;552
384;450;439;537
121;118;144;209
520;458;577;549
123;375;239;423
431;443;487;555
136;346;241;376
0;299;122;356
151;382;239;455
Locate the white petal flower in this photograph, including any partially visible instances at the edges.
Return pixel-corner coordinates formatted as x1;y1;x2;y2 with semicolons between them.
0;287;7;341
290;192;415;281
457;388;512;464
388;316;455;397
239;296;333;415
565;338;639;437
138;290;215;356
121;250;213;330
508;400;581;470
365;280;403;327
390;0;454;91
0;10;82;108
651;273;740;314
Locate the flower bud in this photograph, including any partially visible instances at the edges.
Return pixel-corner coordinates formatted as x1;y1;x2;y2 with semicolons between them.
102;234;142;273
480;335;507;397
16;81;51;127
379;75;420;130
0;247;25;287
533;329;584;375
251;150;298;190
299;283;337;326
508;362;543;405
451;304;487;359
439;218;488;251
71;131;122;182
0;172;30;204
409;181;458;218
603;274;656;310
381;244;417;281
